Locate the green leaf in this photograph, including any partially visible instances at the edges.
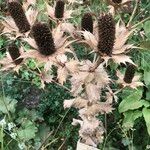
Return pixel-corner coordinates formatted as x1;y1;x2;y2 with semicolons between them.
144;70;150;85
119;90;143;113
141;100;150;107
0;96;17;114
122;110;142;129
144;21;150;39
142;108;150;136
18;120;38;141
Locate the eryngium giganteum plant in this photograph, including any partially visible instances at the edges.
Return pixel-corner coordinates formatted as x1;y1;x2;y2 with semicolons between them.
45;0;73;21
123;64;136;84
97;14;115;56
31;23;56;56
8;1;30;33
81;13;93;33
8;42;23;65
54;0;65;19
0;0;147;149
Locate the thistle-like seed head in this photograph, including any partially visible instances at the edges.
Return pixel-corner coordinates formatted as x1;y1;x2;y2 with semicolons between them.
112;0;122;4
8;42;23;65
54;0;65;19
123;64;136;84
31;22;56;56
81;13;93;33
97;14;115;56
8;1;30;33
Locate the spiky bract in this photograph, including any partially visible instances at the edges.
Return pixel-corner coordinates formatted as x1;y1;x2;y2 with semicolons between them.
8;1;30;33
97;14;115;56
81;13;93;33
8;43;23;65
123;64;136;83
54;0;65;19
31;22;56;56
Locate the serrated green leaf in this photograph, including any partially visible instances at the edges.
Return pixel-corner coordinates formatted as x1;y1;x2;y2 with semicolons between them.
0;96;17;114
119;90;143;113
143;108;150;136
123;110;142;129
18;120;38;141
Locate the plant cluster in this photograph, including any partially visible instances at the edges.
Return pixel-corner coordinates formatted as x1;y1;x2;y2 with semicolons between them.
0;0;150;149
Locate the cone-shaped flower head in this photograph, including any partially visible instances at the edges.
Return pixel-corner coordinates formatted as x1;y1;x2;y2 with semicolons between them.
54;0;65;19
123;64;136;83
97;14;115;56
8;42;23;65
81;13;93;33
8;1;30;33
31;22;56;56
112;0;122;4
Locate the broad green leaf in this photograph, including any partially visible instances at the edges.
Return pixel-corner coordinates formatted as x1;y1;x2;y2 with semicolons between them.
141;100;150;107
144;21;150;39
18;120;38;141
144;71;150;85
143;108;150;136
122;110;142;129
0;96;17;114
119;90;143;113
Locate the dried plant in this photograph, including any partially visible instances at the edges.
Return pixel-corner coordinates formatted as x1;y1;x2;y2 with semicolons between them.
81;13;93;33
0;0;148;149
8;1;30;33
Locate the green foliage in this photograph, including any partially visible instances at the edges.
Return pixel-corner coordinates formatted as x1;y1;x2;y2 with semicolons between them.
17;120;38;141
118;89;143;113
122;110;142;129
0;96;17;114
143;108;150;136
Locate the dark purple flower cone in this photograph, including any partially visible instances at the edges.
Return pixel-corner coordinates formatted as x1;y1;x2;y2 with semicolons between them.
31;22;56;56
8;1;30;33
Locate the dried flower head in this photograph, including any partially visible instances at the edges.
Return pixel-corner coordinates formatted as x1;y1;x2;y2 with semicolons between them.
81;13;93;33
8;1;30;33
8;42;23;65
112;0;122;4
31;22;56;56
123;64;136;83
97;14;115;56
54;0;65;19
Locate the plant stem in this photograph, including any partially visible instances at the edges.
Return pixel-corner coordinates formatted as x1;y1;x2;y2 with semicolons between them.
127;0;140;27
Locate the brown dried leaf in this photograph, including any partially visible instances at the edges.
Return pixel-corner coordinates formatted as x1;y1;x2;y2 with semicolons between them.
64;97;88;109
57;67;68;85
79;103;113;117
65;60;79;73
86;83;101;103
